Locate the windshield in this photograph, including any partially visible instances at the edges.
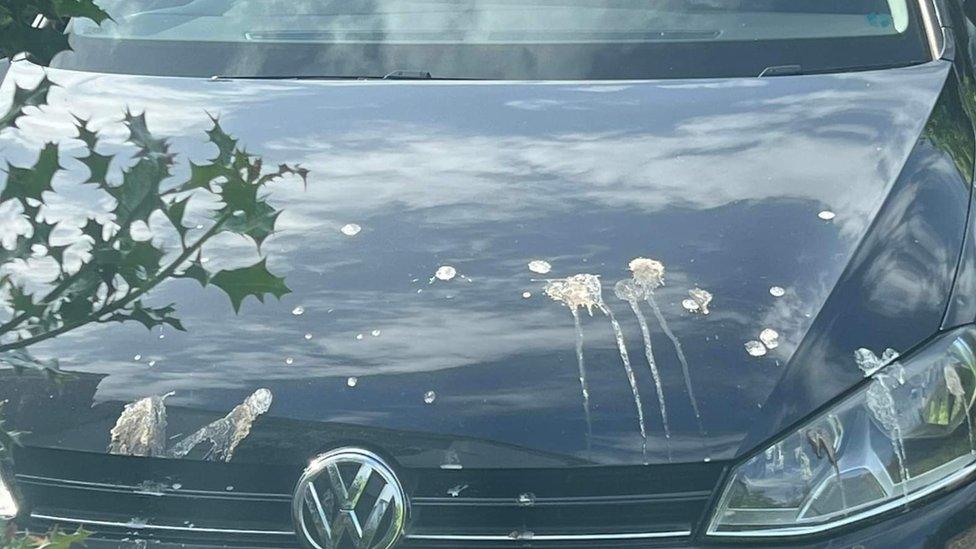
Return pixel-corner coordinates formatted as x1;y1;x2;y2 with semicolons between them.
53;0;931;79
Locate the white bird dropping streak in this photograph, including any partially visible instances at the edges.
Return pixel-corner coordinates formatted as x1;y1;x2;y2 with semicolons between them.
818;210;836;221
649;290;703;428
769;286;786;297
628;257;703;432
339;223;362;236
601;302;649;461
866;376;910;498
527;260;552;274
570;309;592;451
545;274;606;452
615;279;671;458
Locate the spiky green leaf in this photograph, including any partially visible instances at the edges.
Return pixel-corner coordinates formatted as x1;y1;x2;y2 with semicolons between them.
210;259;290;312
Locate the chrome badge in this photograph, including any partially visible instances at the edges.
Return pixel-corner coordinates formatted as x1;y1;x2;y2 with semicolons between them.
293;448;407;549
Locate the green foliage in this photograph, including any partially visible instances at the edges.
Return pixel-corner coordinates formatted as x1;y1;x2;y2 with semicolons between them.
2;525;90;549
0;78;307;379
210;259;290;313
0;403;24;458
0;0;110;66
0;76;54;132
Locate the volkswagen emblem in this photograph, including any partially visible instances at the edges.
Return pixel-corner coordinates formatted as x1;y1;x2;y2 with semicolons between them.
293;448;408;549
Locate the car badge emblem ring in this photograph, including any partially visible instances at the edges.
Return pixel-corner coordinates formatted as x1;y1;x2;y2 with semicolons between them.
293;447;408;549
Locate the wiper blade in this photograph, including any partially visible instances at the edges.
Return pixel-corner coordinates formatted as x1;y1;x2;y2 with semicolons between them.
382;70;431;80
210;70;476;81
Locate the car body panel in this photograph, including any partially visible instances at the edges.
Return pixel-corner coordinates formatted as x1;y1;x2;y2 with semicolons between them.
0;58;966;472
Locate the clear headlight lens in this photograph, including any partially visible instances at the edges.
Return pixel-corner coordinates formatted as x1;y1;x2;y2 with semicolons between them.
708;327;976;537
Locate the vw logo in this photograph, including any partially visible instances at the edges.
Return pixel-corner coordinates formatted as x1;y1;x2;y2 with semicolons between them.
293;448;407;549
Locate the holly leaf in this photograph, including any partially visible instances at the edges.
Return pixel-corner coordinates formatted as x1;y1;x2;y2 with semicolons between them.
163;195;190;239
59;294;93;325
257;163;309;189
1;142;61;205
80;217;103;242
52;0;112;24
8;282;45;321
73;115;99;149
181;160;230;192
220;198;279;248
123;110;169;158
210;259;290;312
216;174;258;216
78;149;112;187
30;525;92;549
109;156;169;225
176;253;210;286
0;22;69;66
0;76;56;131
0;401;25;457
115;238;164;285
104;300;185;331
206;117;238;164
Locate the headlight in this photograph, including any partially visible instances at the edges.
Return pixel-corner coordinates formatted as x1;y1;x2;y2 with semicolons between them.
708;326;976;537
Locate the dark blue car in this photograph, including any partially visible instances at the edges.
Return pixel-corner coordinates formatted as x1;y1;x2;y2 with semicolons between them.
2;0;976;547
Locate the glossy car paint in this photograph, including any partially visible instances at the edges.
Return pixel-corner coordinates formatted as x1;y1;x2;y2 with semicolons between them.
0;59;964;470
4;1;976;546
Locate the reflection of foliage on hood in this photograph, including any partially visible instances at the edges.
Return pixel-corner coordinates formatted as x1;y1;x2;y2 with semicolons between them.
2;524;90;548
0;100;308;377
0;0;111;65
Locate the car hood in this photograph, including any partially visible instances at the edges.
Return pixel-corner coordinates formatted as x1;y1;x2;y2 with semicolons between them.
0;60;967;468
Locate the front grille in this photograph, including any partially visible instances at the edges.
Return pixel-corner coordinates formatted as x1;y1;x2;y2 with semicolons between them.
15;446;723;547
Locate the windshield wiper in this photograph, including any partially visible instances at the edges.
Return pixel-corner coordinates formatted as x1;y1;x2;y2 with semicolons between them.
210;70;474;81
382;70;431;79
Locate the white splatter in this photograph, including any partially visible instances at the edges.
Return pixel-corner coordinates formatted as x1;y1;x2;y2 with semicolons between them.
432;265;457;282
628;258;665;289
168;389;273;462
818;210;836;221
854;348;899;377
866;377;910;497
769;286;786;297
759;328;779;350
339;223;362;236
682;287;713;315
347;376;358;388
291;306;305;316
108;392;173;457
745;340;767;357
424;390;437;404
527;260;552;274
